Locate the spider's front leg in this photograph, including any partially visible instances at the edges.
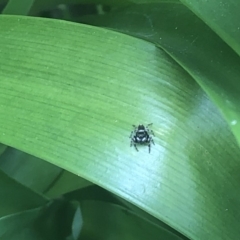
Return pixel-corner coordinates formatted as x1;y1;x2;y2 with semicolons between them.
129;130;135;139
150;129;155;136
148;137;155;153
130;125;136;137
134;143;139;152
129;131;133;138
130;125;138;138
130;139;139;151
146;124;155;136
150;137;155;145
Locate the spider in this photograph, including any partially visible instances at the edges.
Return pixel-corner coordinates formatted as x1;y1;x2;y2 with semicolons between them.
130;123;155;153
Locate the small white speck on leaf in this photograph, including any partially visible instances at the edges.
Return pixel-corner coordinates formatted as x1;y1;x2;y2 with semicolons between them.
231;120;237;126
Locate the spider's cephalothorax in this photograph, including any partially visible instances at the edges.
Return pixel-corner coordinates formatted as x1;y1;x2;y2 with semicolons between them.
130;123;155;153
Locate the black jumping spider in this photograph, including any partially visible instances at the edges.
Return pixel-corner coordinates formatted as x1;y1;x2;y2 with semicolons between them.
130;123;155;153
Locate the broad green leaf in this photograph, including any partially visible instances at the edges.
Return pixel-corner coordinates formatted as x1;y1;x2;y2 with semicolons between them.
180;0;240;57
1;15;240;239
0;144;7;156
113;194;189;240
28;0;130;16
65;185;126;205
65;185;189;239
2;0;34;15
0;147;91;197
130;0;180;3
0;207;44;240
79;200;183;240
0;198;181;240
0;170;47;217
0;200;77;240
45;170;93;198
81;2;240;146
0;148;62;193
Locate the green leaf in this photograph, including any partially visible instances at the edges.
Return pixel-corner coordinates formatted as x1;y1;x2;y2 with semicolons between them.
0;148;62;193
180;0;240;57
0;200;77;240
0;170;47;217
0;207;44;240
65;185;189;239
45;170;93;198
0;147;91;197
0;198;181;240
81;1;240;147
1;15;240;239
79;200;183;240
28;0;130;16
2;0;35;15
0;144;7;156
65;185;127;205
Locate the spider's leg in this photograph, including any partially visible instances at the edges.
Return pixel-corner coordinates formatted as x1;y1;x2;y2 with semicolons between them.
151;137;155;145
148;143;151;153
129;131;134;138
150;130;155;136
145;126;154;136
134;144;139;151
130;138;133;147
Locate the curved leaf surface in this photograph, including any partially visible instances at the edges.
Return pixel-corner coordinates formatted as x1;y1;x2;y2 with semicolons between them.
65;185;189;239
0;200;76;240
82;2;240;146
0;207;44;240
0;170;47;217
0;148;62;193
2;0;34;15
45;170;93;198
180;0;240;57
0;144;7;156
79;200;184;240
0;147;91;197
29;0;130;16
0;15;240;239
